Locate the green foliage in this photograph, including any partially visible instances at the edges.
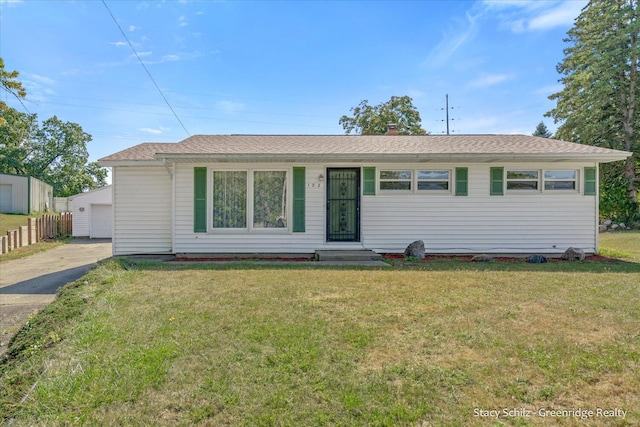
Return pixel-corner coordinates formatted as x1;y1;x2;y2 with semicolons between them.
532;121;552;138
339;95;427;135
0;59;107;196
0;58;27;127
0;110;108;197
546;0;639;217
600;162;640;222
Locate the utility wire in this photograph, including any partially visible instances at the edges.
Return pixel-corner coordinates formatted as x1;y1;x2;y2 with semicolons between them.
101;0;190;136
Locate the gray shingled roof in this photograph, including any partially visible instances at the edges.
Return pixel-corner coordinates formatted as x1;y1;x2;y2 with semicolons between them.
99;134;631;164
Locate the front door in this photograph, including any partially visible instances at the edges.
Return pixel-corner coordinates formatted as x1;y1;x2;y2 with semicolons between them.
326;168;360;242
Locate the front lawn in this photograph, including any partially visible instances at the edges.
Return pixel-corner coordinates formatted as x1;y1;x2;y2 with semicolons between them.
1;256;638;425
600;230;640;261
0;213;67;262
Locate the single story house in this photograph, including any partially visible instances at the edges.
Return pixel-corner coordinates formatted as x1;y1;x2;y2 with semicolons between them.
98;134;631;257
69;185;113;239
0;173;53;214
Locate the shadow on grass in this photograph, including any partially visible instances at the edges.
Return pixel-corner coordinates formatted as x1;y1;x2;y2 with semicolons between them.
117;255;640;274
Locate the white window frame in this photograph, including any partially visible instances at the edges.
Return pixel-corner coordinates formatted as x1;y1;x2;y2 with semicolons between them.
543;170;578;191
379;170;413;192
504;169;580;194
506;170;540;192
416;169;451;193
210;168;291;233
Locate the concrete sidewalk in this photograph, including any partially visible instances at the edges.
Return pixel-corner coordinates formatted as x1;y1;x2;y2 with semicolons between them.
0;239;112;355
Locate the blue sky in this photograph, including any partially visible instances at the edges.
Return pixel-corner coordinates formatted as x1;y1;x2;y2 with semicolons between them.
1;0;586;166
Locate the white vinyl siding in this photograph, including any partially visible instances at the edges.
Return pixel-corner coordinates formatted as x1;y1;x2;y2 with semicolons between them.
112;167;172;255
361;162;596;254
169;161;598;255
71;186;112;238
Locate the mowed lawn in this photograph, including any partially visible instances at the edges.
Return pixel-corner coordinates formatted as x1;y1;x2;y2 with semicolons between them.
1;237;639;426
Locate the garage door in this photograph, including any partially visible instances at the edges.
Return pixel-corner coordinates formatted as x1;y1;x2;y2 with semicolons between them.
90;204;112;238
0;184;12;213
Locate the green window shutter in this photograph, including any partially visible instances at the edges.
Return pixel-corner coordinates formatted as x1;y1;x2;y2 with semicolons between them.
584;167;597;196
194;167;207;232
292;167;306;232
363;167;376;195
455;167;468;196
490;167;504;196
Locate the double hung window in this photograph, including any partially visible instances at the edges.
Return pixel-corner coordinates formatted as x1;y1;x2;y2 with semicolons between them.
506;170;539;190
544;170;577;190
500;169;579;193
379;170;412;190
379;169;452;192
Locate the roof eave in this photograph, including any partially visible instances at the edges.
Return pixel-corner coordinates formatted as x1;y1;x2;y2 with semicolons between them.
98;159;165;167
153;152;632;164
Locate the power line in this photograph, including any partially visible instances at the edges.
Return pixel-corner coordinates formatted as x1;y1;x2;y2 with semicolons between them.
101;0;190;137
439;93;460;135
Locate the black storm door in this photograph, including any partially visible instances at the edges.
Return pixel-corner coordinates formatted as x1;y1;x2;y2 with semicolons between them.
326;168;360;242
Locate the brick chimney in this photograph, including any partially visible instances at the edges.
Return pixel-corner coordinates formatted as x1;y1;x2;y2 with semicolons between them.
385;124;399;135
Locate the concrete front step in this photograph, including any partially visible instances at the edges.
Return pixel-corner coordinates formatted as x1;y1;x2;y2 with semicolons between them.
315;250;382;262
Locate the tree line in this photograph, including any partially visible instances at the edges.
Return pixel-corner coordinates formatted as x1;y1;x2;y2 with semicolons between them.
0;58;107;198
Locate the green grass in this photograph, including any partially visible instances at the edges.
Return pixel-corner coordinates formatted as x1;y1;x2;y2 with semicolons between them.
1;235;639;426
0;213;66;262
600;230;640;261
0;212;55;235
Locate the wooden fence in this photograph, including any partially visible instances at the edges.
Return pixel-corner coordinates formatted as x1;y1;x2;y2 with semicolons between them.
1;213;72;255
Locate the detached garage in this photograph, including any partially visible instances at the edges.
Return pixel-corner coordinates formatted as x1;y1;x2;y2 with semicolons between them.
0;173;53;214
69;186;112;238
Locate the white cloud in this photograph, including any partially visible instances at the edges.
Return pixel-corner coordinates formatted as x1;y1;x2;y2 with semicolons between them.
217;100;245;113
162;54;181;62
482;0;587;33
128;25;139;32
535;84;563;96
424;12;479;68
139;126;170;135
27;73;56;86
109;41;127;47
528;1;586;31
179;16;188;27
469;73;515;88
406;89;425;99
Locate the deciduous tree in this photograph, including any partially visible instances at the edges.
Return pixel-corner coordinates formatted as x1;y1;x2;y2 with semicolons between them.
0;109;108;197
0;58;27;127
339;96;427;135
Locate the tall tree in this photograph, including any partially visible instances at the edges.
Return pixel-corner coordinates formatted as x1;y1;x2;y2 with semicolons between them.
546;0;639;221
0;109;108;197
0;58;27;127
532;121;553;138
339;95;427;135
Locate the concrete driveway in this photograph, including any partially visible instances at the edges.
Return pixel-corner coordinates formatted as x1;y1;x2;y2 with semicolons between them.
0;238;112;356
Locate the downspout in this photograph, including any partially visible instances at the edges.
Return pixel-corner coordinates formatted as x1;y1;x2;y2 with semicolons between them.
163;159;176;254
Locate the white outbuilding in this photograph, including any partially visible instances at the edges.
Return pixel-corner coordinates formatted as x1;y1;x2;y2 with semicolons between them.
69;185;112;238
